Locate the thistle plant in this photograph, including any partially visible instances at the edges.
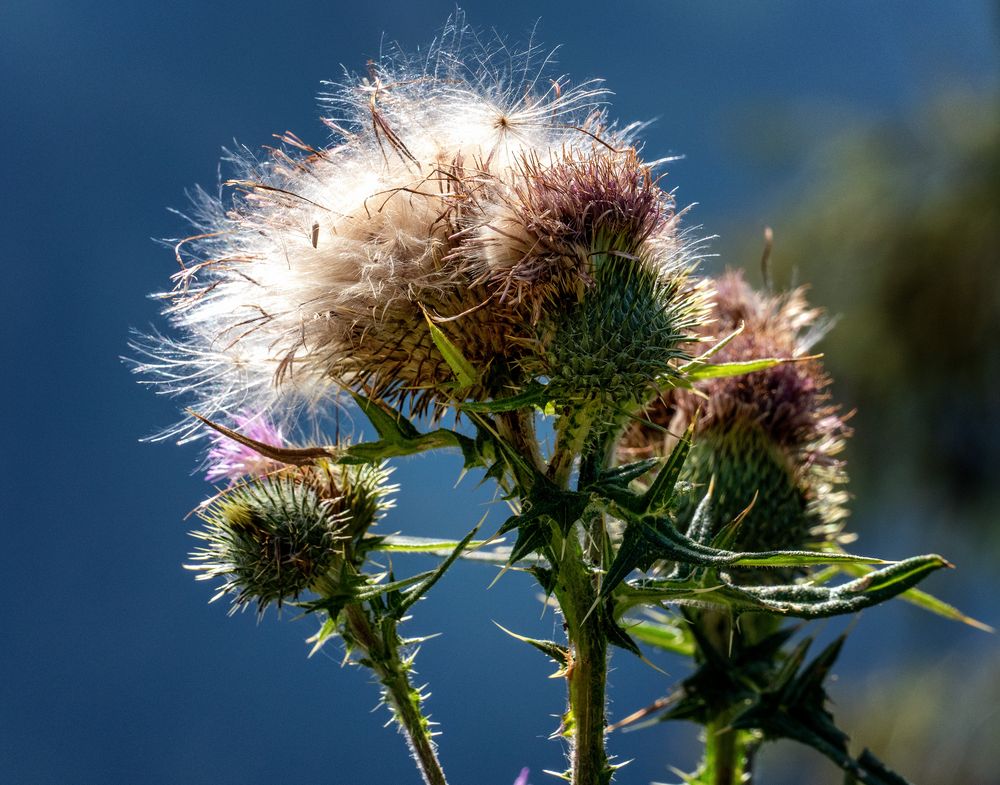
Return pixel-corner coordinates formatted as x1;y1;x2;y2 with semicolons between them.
132;14;985;785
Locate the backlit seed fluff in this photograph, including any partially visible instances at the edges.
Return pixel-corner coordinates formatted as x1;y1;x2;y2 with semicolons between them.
131;16;704;438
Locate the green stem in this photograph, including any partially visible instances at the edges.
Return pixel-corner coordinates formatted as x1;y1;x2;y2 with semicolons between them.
344;605;448;785
704;719;738;785
556;539;612;785
698;612;742;785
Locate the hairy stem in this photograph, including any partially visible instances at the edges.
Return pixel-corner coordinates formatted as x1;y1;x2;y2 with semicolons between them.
556;535;612;785
344;605;448;785
704;719;738;785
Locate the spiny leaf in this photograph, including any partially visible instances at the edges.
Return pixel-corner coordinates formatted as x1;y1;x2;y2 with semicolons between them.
640;419;696;515
500;484;590;540
365;534;499;553
597;458;661;486
343;391;478;464
392;524;481;617
622;619;695;656
839;562;992;631
603;611;642;657
493;622;570;675
508;522;555;565
623;555;949;620
306;616;341;657
600;525;652;599
677;355;819;384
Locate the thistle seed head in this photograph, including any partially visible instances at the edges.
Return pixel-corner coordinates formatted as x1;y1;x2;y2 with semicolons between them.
132;15;706;435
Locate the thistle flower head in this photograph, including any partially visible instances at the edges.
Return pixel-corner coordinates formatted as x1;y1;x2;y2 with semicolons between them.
204;413;283;484
132;15;705;436
189;448;394;614
626;270;850;551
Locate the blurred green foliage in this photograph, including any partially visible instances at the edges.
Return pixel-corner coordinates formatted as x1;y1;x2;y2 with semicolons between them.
728;91;1000;525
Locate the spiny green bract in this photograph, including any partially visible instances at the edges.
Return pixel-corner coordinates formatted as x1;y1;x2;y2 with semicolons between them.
188;475;349;614
675;422;812;552
529;254;696;409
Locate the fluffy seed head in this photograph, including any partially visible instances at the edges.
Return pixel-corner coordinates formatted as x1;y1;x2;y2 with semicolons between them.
132;15;703;437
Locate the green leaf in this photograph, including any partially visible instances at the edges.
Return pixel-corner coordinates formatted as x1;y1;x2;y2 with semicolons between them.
343;391;479;465
623;555;950;620
459;382;550;412
306;616;340;657
640;420;695;515
392;524;482;617
493;622;570;675
600;526;648;598
678;356;811;383
598;458;661;486
622;619;695;657
728;635;915;785
508;522;554;565
365;534;499;553
420;305;478;388
498;482;590;540
604;611;643;657
838;562;992;631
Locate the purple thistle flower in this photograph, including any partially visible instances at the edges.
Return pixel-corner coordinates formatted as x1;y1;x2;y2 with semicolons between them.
204;413;283;484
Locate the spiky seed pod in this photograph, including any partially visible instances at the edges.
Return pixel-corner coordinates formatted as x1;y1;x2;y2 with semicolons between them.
188;459;394;614
624;270;850;552
132;17;706;437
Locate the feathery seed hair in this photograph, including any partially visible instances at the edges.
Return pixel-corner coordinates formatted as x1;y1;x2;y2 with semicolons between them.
133;14;703;440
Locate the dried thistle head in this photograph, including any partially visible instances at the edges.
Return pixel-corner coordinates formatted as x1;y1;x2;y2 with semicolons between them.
465;147;678;310
625;270;850;550
131;15;707;437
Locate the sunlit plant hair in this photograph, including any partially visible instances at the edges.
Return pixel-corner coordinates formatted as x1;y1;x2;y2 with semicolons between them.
131;15;703;441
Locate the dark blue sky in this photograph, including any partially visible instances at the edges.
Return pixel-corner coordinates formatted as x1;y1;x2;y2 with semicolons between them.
2;2;997;784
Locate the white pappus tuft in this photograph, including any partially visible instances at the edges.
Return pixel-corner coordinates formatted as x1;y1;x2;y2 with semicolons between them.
131;12;701;441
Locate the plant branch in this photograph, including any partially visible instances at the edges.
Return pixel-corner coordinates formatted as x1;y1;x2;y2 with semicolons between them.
344;604;448;785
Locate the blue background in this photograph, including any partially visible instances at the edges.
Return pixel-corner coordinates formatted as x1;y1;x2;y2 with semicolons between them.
2;2;998;784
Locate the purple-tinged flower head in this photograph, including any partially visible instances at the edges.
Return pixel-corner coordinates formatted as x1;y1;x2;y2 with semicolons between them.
624;270;851;552
204;413;284;484
513;768;531;785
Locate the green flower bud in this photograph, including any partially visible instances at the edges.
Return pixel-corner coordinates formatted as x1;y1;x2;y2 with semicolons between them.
625;271;850;552
187;461;394;614
532;256;701;410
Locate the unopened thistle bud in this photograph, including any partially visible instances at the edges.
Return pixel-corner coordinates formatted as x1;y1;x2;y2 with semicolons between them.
190;436;394;613
626;271;850;552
